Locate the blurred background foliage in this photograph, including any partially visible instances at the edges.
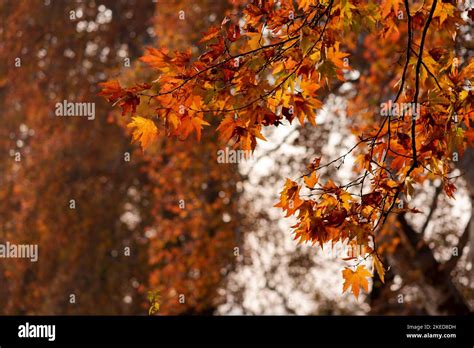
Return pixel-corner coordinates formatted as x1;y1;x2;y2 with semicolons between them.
0;0;472;315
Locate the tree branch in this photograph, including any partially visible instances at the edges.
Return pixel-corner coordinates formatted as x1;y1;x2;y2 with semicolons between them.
420;183;442;236
442;219;471;273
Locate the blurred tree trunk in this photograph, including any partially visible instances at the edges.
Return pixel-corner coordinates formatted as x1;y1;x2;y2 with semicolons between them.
458;147;474;282
370;230;470;314
397;215;470;314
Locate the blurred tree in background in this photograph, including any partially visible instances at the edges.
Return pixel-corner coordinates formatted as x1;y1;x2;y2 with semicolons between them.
0;0;241;315
0;0;473;316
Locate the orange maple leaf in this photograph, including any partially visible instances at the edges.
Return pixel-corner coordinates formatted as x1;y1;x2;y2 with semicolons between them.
303;171;319;189
274;179;304;217
127;116;158;151
342;265;372;299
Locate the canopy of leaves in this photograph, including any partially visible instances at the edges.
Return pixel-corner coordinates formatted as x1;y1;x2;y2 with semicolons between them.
100;0;473;299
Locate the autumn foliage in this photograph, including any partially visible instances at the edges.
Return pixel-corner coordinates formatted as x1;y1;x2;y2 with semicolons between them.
0;0;471;316
100;0;473;300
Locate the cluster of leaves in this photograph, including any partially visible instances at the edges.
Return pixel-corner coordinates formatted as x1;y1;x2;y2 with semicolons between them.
148;290;161;315
100;0;474;299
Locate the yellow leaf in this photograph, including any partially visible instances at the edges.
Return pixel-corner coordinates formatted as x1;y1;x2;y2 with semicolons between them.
381;0;401;19
373;255;385;283
340;191;353;210
342;265;372;299
434;3;455;26
127;116;158;151
246;32;261;51
340;0;356;27
299;0;316;11
459;90;468;102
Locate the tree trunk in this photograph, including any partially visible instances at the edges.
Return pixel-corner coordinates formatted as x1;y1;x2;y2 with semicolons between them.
457;147;474;282
397;215;470;314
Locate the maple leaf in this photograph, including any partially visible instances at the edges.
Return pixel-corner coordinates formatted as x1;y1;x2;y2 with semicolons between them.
98;80;150;116
216;116;241;143
98;80;123;100
127;116;158;151
191;117;210;142
174;115;210;142
275;179;304;217
140;47;172;71
443;180;457;199
199;26;221;43
339;0;356;29
226;24;241;42
342;265;372;299
433;2;455;26
373;255;385;283
246;32;261;50
304;171;319;189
